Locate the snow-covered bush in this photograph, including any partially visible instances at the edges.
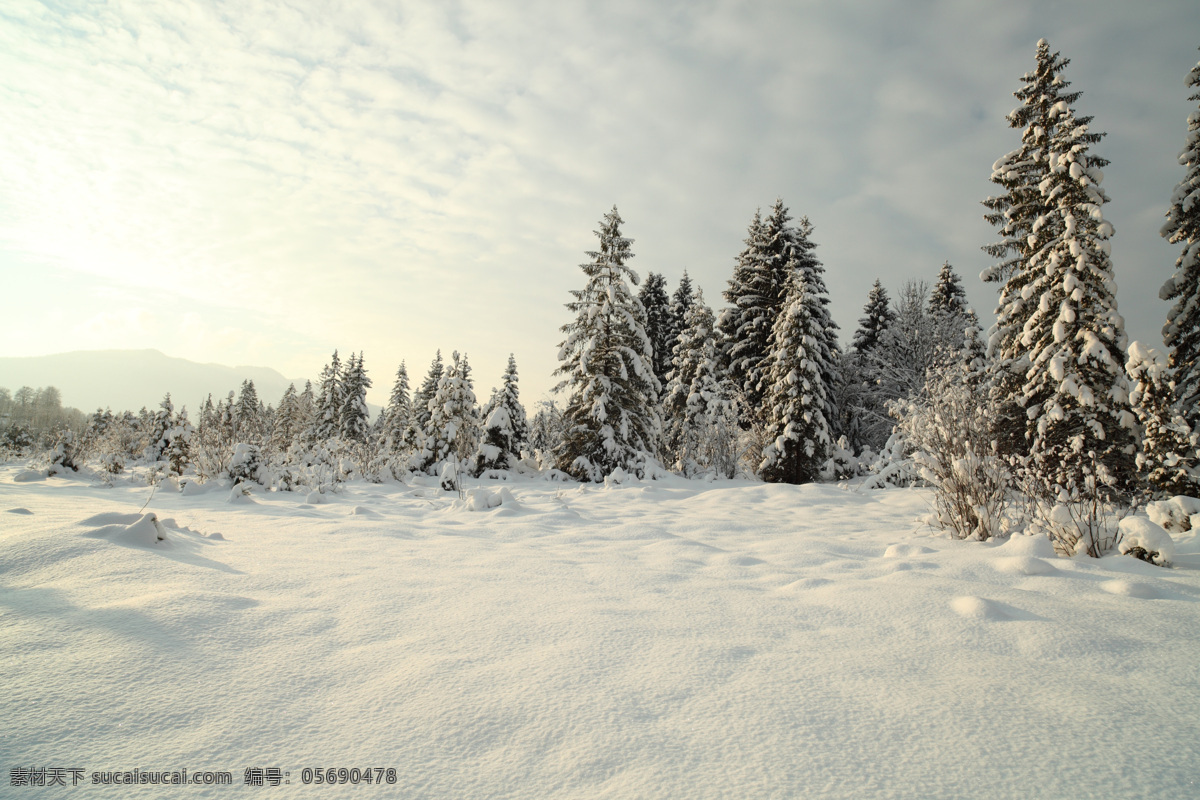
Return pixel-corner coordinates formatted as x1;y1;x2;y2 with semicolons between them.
228;443;262;485
893;369;1013;540
1116;517;1175;567
1126;342;1200;498
1146;495;1200;533
46;429;82;475
820;436;859;481
1020;454;1135;557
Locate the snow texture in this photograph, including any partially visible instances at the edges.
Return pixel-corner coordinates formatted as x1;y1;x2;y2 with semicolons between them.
4;466;1200;798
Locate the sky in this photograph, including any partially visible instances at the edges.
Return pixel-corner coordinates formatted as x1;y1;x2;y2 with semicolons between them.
1;0;1196;407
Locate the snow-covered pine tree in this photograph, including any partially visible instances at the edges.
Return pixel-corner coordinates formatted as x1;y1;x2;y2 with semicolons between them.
668;270;696;367
720;208;772;415
528;400;565;468
1014;82;1137;503
162;407;193;476
638;271;674;387
340;351;372;444
983;39;1103;457
929;261;969;318
1127;342;1200;498
421;351;482;474
413;351;443;439
235;379;265;444
1161;49;1200;434
782;211;840;436
145;393;175;463
663;289;739;477
555;206;661;481
760;271;833;484
382;362;413;455
926;262;979;368
313;351;343;443
852;280;897;355
474;356;527;473
269;383;301;454
498;354;528;455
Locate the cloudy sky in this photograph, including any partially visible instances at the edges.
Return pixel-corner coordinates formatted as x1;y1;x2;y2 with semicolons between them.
1;0;1195;405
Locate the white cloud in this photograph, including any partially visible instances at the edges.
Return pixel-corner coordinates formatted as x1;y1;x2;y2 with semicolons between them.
0;0;1196;401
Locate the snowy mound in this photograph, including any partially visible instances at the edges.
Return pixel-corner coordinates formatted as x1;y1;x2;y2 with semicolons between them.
1146;495;1200;533
883;543;934;558
997;532;1058;559
460;487;521;512
180;479;213;497
83;512;168;547
1117;517;1175;567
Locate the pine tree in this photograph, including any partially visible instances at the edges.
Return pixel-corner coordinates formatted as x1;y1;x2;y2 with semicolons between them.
528;400;565;468
555;206;661;481
340;351;372;444
638;271;674;387
235;379;264;443
1126;342;1200;498
663;289;739;477
668;270;696;366
413;351;443;438
720;200;838;431
421;351;482;473
270;383;301;454
852;280;897;355
720;208;772;414
983;39;1106;457
474;355;527;473
1012;72;1137;498
382;362;413;455
1161;48;1200;434
929;261;969;317
314;350;343;443
760;271;833;484
145;393;175;463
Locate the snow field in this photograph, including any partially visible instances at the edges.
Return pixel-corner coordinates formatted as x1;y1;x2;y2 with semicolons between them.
3;467;1199;799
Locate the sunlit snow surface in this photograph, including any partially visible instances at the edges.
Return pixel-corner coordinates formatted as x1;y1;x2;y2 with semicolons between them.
3;467;1199;799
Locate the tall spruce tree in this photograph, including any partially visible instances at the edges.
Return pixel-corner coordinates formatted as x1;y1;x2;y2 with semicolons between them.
1008;64;1136;496
314;350;343;443
382;362;413;455
929;261;969;318
413;351;443;438
475;354;528;473
235;379;264;444
340;351;372;444
983;39;1107;457
421;350;481;473
270;383;301;454
668;270;696;366
638;271;674;387
760;271;833;484
663;289;739;477
1161;49;1200;434
720;208;772;413
1126;342;1200;498
852;280;897;355
554;206;661;481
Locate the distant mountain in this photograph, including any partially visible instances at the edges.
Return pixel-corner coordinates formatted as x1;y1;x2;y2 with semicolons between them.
0;349;309;416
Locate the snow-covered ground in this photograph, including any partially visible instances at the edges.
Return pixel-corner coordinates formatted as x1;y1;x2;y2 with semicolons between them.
3;466;1199;798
